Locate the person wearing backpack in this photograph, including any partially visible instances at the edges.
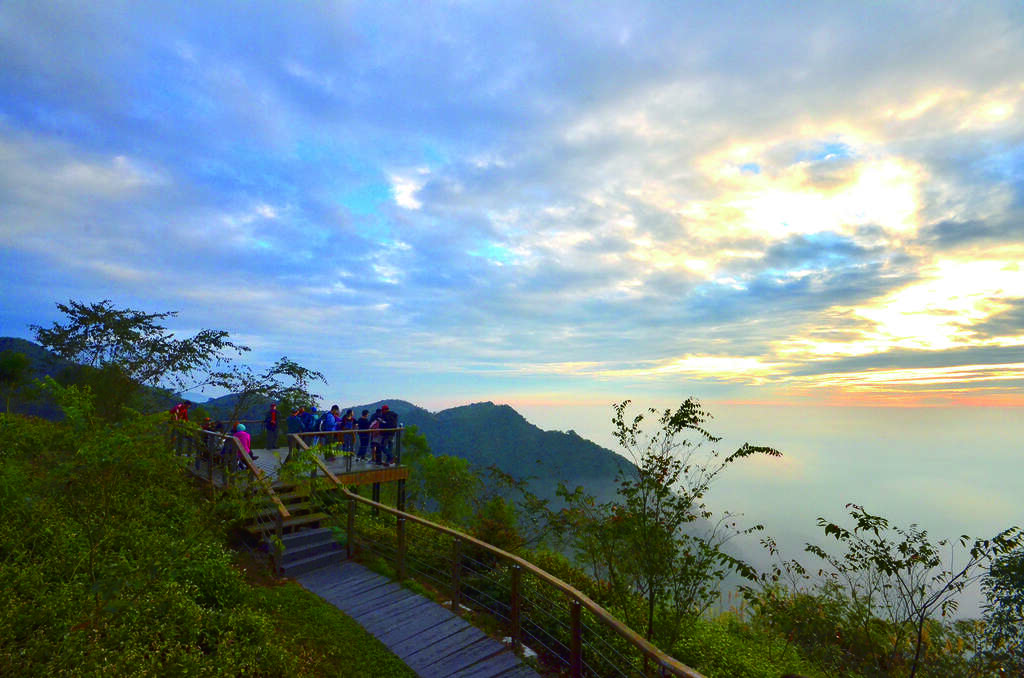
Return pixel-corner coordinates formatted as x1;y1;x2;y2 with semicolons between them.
318;405;340;460
379;404;399;465
340;408;356;454
356;409;371;461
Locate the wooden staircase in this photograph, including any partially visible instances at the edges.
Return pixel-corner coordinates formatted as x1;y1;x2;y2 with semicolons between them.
243;482;345;577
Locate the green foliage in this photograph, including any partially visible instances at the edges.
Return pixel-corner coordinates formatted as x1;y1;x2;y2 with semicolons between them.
0;392;414;676
553;398;781;646
471;495;523;553
31;299;247;415
250;583;416;677
0;349;31;413
208;356;326;424
981;547;1024;673
802;503;1022;678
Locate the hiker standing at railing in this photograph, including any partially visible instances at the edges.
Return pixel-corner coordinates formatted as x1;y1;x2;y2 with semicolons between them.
380;404;399;465
319;406;341;461
369;409;382;464
356;409;371;461
340;408;356;455
263;403;279;450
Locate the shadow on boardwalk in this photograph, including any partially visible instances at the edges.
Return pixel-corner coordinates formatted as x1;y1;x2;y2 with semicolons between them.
297;561;540;678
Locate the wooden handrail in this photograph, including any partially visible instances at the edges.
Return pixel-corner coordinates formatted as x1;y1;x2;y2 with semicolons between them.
287;433;342;485
203;430;290;520
341;489;706;678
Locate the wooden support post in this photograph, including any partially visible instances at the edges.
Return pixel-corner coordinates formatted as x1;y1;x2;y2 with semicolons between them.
570;598;582;678
274;512;284;575
510;564;522;654
346;494;356;559
451;537;462;614
207;437;214;487
397;478;406;512
371;482;381;515
396;516;407;580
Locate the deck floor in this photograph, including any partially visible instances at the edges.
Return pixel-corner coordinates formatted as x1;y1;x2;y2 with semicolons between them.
189;446;406;486
297;561;539;678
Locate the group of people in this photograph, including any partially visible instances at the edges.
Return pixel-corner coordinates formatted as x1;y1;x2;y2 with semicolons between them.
266;402;401;466
180;410;259;471
171;398;401;470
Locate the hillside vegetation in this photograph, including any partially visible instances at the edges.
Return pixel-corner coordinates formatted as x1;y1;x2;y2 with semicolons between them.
0;390;414;677
4;298;1021;678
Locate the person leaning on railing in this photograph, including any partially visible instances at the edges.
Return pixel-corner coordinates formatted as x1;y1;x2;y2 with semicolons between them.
263;403;279;450
232;423;257;469
379;404;399;465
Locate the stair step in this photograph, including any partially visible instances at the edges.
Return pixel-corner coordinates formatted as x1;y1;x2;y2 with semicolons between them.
244;511;330;536
253;501;316;521
281;539;343;565
281;549;345;577
279;527;336;549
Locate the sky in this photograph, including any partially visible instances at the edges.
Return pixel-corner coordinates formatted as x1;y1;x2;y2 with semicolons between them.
1;2;1022;584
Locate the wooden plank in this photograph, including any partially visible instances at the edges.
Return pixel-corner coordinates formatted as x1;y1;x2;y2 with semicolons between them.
451;649;522;678
415;637;506;678
493;665;542;678
298;564;376;590
334;467;411;485
325;580;400;611
401;625;485;666
357;596;438;636
352;589;428;626
332;569;392;594
344;586;416;617
374;606;462;646
338;576;401;601
384;615;472;658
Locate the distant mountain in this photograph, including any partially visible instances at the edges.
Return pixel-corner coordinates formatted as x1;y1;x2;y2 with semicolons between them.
197;392;274;421
2;337;633;505
356;399;634;505
0;337;76;418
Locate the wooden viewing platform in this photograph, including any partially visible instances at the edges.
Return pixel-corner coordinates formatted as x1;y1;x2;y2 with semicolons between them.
175;425;706;678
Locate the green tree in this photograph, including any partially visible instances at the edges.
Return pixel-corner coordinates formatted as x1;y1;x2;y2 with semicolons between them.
807;503;1022;678
208;356;326;424
555;399;781;646
0;350;31;413
31;300;247;418
981;547;1024;673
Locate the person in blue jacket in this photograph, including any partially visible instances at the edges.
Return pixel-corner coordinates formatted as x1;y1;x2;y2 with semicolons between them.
356;409;371;461
300;406;316;432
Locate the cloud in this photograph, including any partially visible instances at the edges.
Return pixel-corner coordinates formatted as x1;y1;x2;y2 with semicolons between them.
1;1;1024;407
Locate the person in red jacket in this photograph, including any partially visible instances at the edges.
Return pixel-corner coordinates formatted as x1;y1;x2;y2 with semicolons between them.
263;403;279;450
170;400;192;421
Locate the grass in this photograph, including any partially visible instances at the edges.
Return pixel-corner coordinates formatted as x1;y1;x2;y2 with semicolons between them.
0;410;416;677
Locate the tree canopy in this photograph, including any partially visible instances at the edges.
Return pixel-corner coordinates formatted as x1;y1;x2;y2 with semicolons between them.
31;299;248;395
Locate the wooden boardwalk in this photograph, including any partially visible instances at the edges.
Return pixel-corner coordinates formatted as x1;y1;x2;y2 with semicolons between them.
190;447;409;487
296;561;539;678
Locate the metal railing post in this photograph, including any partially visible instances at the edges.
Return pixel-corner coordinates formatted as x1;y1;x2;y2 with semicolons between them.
451;537;462;614
570;598;582;678
511;564;522;654
396;516;407;580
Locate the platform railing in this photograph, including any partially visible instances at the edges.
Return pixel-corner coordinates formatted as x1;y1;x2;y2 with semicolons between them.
172;422;291;571
334;487;705;678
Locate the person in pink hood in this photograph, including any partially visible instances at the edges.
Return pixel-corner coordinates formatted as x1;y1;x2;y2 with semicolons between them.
233;424;256;468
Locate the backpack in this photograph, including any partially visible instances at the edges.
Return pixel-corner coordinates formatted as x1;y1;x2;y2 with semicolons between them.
317;411;337;432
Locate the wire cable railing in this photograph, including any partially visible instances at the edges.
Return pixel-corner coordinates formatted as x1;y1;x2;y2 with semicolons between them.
334;487;706;678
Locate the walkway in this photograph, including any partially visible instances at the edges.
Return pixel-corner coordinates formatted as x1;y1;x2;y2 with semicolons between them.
296;561;540;678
